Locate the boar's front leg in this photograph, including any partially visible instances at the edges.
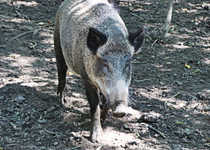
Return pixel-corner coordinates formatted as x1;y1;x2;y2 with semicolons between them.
82;78;103;143
100;94;110;122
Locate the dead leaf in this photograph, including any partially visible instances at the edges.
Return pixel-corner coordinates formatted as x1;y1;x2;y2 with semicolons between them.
185;63;191;69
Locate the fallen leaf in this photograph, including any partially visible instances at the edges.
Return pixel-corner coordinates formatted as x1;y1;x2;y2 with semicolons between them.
10;122;17;129
67;71;74;75
38;22;49;26
185;63;191;69
182;8;188;11
191;69;200;74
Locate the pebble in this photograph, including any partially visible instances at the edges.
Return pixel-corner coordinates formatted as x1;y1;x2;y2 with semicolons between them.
140;113;158;123
24;116;30;122
175;81;183;86
6;108;14;113
161;124;167;128
197;92;210;100
184;128;192;135
53;142;59;146
23;133;28;138
172;144;182;150
37;119;47;124
39;130;45;135
204;106;210;111
174;129;183;136
0;96;4;100
35;137;41;142
15;95;25;104
199;79;205;84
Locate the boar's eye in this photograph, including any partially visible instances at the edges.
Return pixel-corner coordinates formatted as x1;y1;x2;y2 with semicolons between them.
124;61;131;76
101;61;111;74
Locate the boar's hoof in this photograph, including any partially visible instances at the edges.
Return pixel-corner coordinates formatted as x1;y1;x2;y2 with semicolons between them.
58;93;67;105
90;126;103;143
112;105;126;118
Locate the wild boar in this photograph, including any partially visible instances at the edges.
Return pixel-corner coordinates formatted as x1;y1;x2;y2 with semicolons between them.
54;0;145;142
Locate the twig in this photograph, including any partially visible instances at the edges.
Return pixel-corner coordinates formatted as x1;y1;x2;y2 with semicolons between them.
15;103;24;116
44;128;56;135
131;13;144;20
161;0;174;38
96;146;103;150
164;91;181;108
69;146;81;150
151;39;158;48
4;144;17;147
15;10;22;16
132;61;148;64
145;35;152;40
169;91;181;100
148;125;167;139
9;31;34;42
191;69;200;74
115;127;119;131
135;79;152;82
29;41;37;49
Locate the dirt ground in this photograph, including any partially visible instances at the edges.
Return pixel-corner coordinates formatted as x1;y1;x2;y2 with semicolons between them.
0;0;210;149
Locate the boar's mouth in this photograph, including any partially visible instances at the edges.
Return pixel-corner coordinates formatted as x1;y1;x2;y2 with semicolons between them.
98;87;127;118
111;101;127;118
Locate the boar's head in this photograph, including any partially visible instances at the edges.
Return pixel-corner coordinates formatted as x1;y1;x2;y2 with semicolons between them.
86;26;145;118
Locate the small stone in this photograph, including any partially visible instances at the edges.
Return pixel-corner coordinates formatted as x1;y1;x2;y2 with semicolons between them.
37;119;47;124
53;142;59;146
154;134;159;138
204;106;210;111
173;144;182;150
23;133;28;138
140;113;158;123
175;81;183;86
199;79;205;84
161;124;167;128
0;96;4;100
184;128;192;135
123;124;132;130
35;137;41;142
48;106;57;112
39;130;45;135
197;92;210;100
69;136;74;141
6;108;14;113
162;91;168;97
15;95;25;104
174;129;183;136
24;116;30;122
127;141;137;145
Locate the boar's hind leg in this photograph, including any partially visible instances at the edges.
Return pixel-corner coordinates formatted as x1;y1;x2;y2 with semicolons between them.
54;30;68;104
83;79;103;143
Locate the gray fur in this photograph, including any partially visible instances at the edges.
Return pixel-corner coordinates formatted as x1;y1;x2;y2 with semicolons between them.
54;0;144;142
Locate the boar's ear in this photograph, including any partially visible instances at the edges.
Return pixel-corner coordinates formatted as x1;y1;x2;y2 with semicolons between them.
129;26;145;54
87;27;107;55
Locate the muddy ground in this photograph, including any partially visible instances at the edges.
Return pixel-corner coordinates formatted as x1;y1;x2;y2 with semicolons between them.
0;0;210;149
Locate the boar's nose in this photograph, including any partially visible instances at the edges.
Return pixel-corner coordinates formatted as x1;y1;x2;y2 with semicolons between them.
112;100;127;118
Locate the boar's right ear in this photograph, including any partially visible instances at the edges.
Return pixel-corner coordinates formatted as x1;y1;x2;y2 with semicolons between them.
129;26;145;54
87;27;107;55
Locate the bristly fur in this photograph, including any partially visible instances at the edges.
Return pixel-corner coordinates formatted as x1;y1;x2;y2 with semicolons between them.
54;0;145;142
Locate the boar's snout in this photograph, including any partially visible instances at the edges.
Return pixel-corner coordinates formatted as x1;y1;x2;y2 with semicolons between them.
111;100;127;118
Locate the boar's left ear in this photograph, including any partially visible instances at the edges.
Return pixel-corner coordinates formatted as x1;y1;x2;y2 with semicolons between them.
129;26;145;54
87;27;107;55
